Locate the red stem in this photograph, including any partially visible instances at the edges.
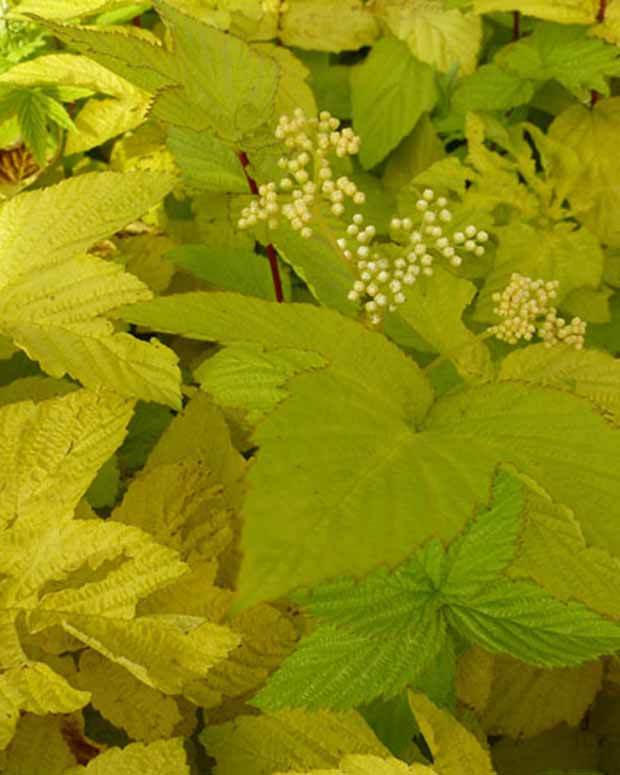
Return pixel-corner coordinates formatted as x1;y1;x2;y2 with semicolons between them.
132;15;142;27
237;151;284;303
591;0;607;105
512;11;520;41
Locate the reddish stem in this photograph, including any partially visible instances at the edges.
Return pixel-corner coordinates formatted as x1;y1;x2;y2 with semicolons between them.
591;0;607;105
238;151;284;303
512;11;520;41
132;15;142;27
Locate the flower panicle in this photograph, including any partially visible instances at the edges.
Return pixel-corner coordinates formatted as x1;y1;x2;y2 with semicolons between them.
491;273;586;350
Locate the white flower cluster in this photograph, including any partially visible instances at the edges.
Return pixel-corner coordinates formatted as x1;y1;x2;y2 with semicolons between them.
338;188;488;326
491;273;586;349
238;109;365;239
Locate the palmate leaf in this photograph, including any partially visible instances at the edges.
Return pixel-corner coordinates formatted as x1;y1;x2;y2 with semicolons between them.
75;651;183;742
0;662;90;750
351;38;437;170
278;0;379;53
0;388;132;530
0;389;239;750
154;0;278;142
62;738;190;774
0;171;181;406
549;98;620;248
0;52;152;154
496;23;620;98
201;708;389;775
275;755;417;775
480;655;602;739
255;471;620;710
375;0;483;75
409;692;495;775
123;293;620;609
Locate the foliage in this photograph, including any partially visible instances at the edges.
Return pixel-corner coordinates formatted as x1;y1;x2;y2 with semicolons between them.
0;0;619;773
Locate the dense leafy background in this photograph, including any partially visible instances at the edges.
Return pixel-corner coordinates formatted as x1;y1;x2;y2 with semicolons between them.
1;0;620;773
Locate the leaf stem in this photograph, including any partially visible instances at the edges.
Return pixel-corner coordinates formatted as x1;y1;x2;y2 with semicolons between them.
238;150;284;303
512;11;520;41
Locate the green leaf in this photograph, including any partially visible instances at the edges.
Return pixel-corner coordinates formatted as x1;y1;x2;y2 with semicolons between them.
351;38;437;170
194;343;326;425
167;127;248;194
154;0;278;142
390;266;492;382
273;216;358;314
445;579;620;667
253;550;447;709
442;471;523;598
497;23;620;97
452;64;535;113
123;294;620;609
15;89;49;165
168;245;281;300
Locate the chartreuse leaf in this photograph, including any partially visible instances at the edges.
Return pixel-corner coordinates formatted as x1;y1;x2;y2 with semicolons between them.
352;38;437;170
491;725;599;774
496;24;620;98
278;0;378;53
273;214;358;313
200;709;389;775
124;292;620;608
75;651;183;742
62;738;189;774
500;343;620;426
0;388;132;530
1;715;75;775
0;53;149;154
15;0;142;19
166;127;247;194
392;266;492;382
474;221;603;322
506;470;620;619
275;755;418;775
195;343;326;425
480;655;602;739
33;19;177;94
255;471;620;710
472;0;596;24
0;172;181;407
409;691;495;775
0;389;240;744
168;245;280;299
549;98;620;248
452;64;535;113
154;0;278;142
254;44;317;119
375;0;483;75
0;662;89;749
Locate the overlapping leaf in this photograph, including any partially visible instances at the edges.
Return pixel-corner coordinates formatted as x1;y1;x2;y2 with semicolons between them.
0;171;181;406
